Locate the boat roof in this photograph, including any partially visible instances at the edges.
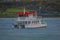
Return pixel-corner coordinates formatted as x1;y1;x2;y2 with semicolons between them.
17;10;37;16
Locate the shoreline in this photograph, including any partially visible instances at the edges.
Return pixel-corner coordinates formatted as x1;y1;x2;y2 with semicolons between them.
0;16;60;18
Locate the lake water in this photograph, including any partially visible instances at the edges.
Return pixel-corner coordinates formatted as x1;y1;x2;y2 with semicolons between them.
0;18;60;40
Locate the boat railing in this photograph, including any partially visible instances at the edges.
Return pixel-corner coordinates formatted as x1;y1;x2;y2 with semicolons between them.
17;17;39;20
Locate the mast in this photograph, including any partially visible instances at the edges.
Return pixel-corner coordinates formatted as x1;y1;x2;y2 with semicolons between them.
24;7;25;14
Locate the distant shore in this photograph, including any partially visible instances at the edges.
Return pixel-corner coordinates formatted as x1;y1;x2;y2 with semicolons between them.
0;16;60;18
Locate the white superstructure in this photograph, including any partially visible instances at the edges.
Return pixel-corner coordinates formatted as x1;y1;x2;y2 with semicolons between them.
14;8;47;29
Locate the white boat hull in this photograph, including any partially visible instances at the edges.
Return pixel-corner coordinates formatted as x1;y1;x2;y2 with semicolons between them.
25;24;47;28
13;23;47;29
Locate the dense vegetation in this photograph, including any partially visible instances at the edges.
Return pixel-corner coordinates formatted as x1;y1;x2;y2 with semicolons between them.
0;0;60;18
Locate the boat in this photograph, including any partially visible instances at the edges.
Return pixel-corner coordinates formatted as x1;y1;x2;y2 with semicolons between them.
14;8;47;29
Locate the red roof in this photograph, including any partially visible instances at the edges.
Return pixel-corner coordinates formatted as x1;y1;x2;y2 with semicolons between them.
17;11;37;16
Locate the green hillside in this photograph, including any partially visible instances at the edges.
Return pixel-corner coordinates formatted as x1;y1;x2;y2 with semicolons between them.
0;0;60;18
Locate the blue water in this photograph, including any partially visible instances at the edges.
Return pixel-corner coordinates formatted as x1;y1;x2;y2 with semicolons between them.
0;18;60;40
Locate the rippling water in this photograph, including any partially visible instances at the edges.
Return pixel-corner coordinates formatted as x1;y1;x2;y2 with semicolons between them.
0;18;60;40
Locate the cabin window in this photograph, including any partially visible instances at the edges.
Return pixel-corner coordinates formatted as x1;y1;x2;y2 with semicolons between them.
32;21;39;24
24;21;27;24
21;21;27;24
28;21;31;24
